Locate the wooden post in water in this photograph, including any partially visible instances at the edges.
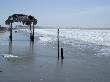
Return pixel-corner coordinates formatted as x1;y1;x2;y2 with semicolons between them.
57;28;59;59
9;41;12;54
61;48;64;59
30;24;32;31
30;23;34;41
30;24;32;40
32;23;34;41
9;23;12;41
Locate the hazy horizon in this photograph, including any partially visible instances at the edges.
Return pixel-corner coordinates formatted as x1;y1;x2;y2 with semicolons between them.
0;0;110;28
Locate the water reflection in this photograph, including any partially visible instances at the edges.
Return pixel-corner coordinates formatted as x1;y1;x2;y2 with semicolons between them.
30;41;34;55
6;41;34;64
56;59;64;71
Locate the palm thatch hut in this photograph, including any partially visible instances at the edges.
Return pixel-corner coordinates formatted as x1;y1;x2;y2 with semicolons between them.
5;14;38;41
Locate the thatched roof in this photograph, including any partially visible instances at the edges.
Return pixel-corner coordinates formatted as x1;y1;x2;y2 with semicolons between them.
5;14;37;25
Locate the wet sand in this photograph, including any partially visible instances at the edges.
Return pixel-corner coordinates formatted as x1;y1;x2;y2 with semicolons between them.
0;30;110;82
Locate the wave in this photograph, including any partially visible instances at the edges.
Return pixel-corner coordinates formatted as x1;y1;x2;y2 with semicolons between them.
0;54;19;58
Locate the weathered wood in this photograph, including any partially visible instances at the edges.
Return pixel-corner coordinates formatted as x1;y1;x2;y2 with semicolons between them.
30;24;32;40
30;24;34;41
32;23;34;41
10;23;12;41
58;28;59;59
9;41;12;54
61;48;64;59
30;24;32;31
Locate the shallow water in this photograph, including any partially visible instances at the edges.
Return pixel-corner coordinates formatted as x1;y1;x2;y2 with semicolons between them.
0;29;110;82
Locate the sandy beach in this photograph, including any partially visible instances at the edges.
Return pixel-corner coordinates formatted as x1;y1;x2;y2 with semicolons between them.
0;29;110;82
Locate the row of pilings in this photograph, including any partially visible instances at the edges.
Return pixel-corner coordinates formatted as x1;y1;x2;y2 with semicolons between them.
9;27;64;60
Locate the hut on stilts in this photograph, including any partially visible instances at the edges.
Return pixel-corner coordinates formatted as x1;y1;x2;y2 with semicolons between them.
5;14;38;41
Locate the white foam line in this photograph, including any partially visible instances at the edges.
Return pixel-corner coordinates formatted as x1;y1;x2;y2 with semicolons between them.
0;54;19;58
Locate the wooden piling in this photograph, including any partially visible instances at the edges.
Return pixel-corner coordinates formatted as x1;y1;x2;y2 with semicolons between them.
9;41;12;54
30;24;32;31
30;23;34;41
57;28;59;59
32;23;34;41
10;23;12;41
61;48;64;59
30;24;32;40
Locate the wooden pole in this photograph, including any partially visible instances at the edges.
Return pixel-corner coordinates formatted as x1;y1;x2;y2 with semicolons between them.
58;28;59;59
61;48;64;59
30;24;32;31
30;24;32;40
10;23;12;41
32;23;34;41
9;41;12;54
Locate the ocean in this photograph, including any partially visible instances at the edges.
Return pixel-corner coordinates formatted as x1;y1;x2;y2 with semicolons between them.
0;29;110;82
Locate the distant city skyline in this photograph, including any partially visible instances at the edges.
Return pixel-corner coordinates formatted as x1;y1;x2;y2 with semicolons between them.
0;0;110;28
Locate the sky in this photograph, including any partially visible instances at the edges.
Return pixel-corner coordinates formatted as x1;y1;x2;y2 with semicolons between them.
0;0;110;28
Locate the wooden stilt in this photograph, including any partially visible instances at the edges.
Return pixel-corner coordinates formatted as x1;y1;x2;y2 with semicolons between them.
10;23;12;41
58;28;59;59
32;23;34;41
30;23;34;41
61;48;64;59
30;24;32;31
9;41;12;54
30;24;32;40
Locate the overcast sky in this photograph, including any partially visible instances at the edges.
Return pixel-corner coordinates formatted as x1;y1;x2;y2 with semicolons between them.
0;0;110;28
